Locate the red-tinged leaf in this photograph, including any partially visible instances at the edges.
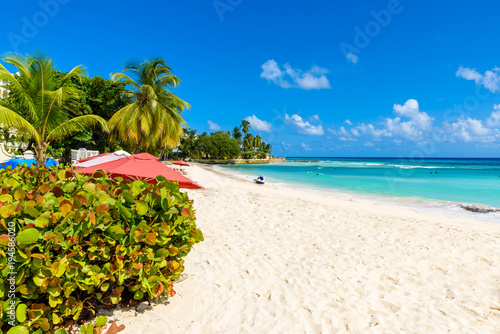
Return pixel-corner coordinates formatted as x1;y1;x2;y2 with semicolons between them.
133;263;143;270
105;322;126;334
171;261;180;271
74;195;87;207
98;184;110;191
0;234;10;246
93;170;105;178
25;223;36;228
48;173;57;183
60;203;72;217
52;186;63;197
39;184;51;194
181;208;191;216
89;211;96;224
96;204;109;216
65;170;75;178
36;194;46;206
169;286;176;298
59;199;72;207
145;232;156;245
153;283;164;298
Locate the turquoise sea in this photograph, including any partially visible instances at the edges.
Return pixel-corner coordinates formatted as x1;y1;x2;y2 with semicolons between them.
218;158;500;220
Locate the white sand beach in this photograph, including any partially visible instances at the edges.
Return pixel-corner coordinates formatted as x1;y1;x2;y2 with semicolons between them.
115;164;500;333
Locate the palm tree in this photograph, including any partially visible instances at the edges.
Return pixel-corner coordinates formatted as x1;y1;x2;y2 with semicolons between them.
241;120;251;135
232;126;242;140
253;135;262;149
243;133;254;152
263;143;272;154
179;128;197;158
0;52;108;166
109;58;189;153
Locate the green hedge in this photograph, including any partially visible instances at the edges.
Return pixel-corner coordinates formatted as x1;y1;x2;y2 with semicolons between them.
0;165;203;333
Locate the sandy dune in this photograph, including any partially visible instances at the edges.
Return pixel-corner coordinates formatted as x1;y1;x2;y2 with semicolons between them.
115;164;500;333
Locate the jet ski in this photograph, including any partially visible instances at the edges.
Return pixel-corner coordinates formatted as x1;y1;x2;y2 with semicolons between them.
254;176;265;184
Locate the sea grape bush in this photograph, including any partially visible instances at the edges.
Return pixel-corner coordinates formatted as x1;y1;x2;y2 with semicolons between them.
0;165;203;333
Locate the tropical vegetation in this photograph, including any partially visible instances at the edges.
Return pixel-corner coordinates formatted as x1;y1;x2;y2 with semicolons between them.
178;120;273;160
0;52;109;166
108;58;189;154
0;165;202;333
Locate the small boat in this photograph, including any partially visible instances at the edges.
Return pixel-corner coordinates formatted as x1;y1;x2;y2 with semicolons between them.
254;176;265;184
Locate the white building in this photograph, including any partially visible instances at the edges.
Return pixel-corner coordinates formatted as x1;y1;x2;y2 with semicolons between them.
0;80;7;98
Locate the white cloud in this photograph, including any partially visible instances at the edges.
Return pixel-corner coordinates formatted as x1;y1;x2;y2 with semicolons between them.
244;115;272;132
345;119;352;125
392;99;433;131
346;53;359;64
328;126;357;141
442;117;494;143
356;122;392;139
260;59;331;90
285;114;324;135
486;104;500;127
363;141;375;147
301;143;311;151
310;114;321;122
328;99;500;147
207;120;221;131
382;99;434;140
456;66;500;93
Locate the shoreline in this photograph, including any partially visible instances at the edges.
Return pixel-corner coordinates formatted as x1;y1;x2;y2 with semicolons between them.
116;164;500;333
210;163;500;226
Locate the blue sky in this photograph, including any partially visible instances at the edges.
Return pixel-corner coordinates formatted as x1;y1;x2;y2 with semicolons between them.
1;0;500;157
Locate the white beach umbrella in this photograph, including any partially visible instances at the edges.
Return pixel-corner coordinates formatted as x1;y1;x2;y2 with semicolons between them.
72;150;131;167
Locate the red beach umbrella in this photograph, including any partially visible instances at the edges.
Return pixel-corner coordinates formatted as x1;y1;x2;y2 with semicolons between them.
75;152;110;164
75;153;202;189
172;160;190;167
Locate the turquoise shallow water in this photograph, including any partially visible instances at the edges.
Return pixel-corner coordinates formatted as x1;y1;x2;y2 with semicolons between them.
219;158;500;209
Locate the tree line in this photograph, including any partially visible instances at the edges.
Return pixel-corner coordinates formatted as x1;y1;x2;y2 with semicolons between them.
178;120;273;160
0;51;273;165
0;52;188;165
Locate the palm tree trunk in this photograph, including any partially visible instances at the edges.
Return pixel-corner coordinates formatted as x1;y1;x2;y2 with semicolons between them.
35;142;47;167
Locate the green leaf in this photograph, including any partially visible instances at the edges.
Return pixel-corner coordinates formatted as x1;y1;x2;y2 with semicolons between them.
122;190;135;202
34;215;49;228
133;290;144;300
16;303;27;322
109;226;125;234
17;228;40;244
95;315;107;326
193;228;204;242
23;205;40;218
54;329;69;334
136;202;148;215
63;182;77;193
7;325;29;334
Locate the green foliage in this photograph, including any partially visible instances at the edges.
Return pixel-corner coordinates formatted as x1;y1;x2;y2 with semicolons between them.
0;52;109;166
180;119;274;160
0;165;203;333
44;75;132;162
109;58;189;154
197;131;241;159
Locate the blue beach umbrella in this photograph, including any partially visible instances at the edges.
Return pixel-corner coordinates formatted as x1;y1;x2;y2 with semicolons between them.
0;158;58;169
